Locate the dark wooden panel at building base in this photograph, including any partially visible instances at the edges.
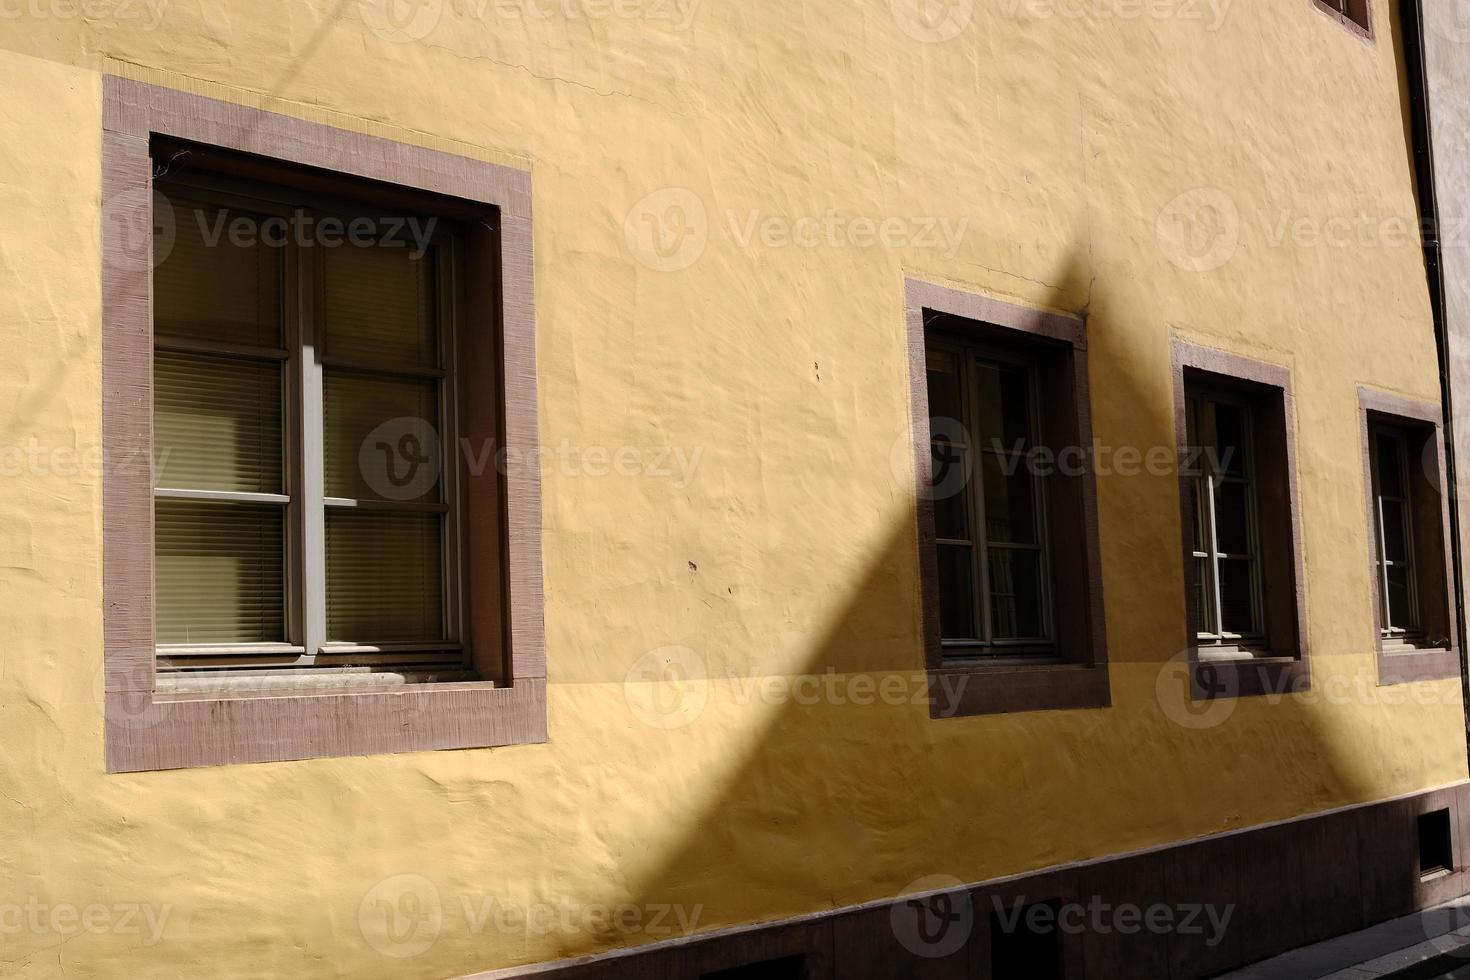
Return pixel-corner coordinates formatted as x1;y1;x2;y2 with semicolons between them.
478;784;1470;980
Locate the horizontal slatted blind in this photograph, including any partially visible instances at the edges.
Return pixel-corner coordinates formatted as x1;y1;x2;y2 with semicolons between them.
155;196;283;348
153;194;288;651
323;371;440;502
325;510;444;642
155;500;285;644
323;241;437;367
155;353;283;493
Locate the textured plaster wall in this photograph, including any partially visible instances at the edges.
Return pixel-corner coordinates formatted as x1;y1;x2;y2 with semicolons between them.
0;0;1464;977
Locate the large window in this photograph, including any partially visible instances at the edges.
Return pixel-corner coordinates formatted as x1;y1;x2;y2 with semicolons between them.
152;178;467;678
925;343;1052;654
102;77;544;771
906;280;1109;719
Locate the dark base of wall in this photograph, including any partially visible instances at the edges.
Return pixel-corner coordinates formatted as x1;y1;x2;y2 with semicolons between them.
473;783;1470;980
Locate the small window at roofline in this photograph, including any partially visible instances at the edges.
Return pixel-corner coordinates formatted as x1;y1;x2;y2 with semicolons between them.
1315;0;1371;35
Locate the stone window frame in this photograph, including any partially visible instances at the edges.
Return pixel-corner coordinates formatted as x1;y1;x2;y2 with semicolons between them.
1172;338;1310;701
1357;387;1460;685
102;76;545;771
904;278;1110;718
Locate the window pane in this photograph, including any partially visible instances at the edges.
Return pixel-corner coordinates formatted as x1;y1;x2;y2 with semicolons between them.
1375;432;1405;498
988;548;1044;640
931;443;968;539
926;348;963;426
1191;477;1210;553
1381;499;1410;563
1385;562;1416;631
324;371;441;502
154;196;283;348
980;453;1037;545
154;353;283;493
1211;402;1246;477
325;510;445;642
1193;556;1215;635
323;240;438;368
1218;558;1257;635
936;543;975;641
972;361;1032;454
1213;479;1252;556
1185;397;1201;473
155;500;285;644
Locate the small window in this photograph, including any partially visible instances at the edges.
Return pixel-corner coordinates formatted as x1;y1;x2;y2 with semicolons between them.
990;901;1063;980
926;343;1053;655
1419;808;1454;879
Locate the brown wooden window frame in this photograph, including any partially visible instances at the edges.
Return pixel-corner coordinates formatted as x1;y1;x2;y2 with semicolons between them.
905;279;1110;719
1312;0;1374;40
1358;387;1459;685
102;77;545;771
1173;339;1310;701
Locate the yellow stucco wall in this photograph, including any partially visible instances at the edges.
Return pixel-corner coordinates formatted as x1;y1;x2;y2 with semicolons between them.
0;0;1465;976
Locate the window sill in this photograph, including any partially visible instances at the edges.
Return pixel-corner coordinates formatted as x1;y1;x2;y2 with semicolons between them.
1377;642;1460;686
928;659;1110;718
1189;648;1308;701
155;668;482;697
106;676;545;772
